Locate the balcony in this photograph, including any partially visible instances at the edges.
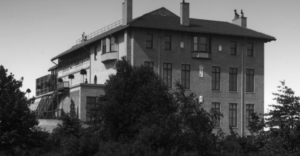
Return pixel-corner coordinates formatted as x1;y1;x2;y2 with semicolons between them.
192;52;211;59
57;61;90;78
101;52;118;62
57;81;69;91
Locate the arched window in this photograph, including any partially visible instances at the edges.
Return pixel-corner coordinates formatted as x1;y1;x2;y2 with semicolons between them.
94;75;97;84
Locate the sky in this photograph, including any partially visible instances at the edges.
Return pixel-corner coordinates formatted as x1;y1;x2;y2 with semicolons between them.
1;0;300;113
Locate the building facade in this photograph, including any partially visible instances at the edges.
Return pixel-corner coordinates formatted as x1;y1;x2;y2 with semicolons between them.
34;0;275;136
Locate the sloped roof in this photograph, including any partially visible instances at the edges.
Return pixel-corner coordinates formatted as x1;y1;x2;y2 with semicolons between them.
51;7;275;61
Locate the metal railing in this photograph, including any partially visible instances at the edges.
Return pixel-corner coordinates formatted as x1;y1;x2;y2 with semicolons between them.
76;19;122;45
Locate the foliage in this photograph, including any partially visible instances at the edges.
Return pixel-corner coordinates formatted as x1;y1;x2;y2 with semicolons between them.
265;81;300;152
0;65;40;154
248;112;265;135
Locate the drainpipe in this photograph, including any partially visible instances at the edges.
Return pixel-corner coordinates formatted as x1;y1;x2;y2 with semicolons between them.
241;37;247;136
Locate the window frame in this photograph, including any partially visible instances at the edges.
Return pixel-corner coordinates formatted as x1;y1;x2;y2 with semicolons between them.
229;67;238;91
230;41;237;55
181;64;191;89
212;102;221;127
229;103;237;127
163;63;172;88
212;66;221;90
102;39;107;54
246;104;255;127
144;61;154;70
192;36;210;53
247;43;254;57
246;69;255;92
146;34;153;49
164;35;172;50
86;96;97;122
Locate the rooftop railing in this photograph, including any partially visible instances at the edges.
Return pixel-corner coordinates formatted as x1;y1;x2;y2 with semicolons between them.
76;19;122;45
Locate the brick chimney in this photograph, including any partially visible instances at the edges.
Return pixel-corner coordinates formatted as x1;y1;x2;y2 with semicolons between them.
122;0;133;26
232;9;247;28
180;0;190;26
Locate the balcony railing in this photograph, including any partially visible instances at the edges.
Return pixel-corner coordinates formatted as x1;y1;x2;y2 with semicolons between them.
57;61;90;78
76;20;122;45
101;51;118;62
192;52;211;59
57;81;69;90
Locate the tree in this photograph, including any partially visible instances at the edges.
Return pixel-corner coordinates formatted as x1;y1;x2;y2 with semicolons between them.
0;65;39;154
26;88;31;98
265;81;300;152
95;58;175;141
68;74;74;86
92;59;217;155
80;69;87;83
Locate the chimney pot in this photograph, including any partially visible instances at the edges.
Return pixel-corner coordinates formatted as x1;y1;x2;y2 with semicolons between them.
232;9;247;28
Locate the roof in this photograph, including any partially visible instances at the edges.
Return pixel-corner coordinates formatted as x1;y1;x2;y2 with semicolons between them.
48;65;57;71
51;25;128;61
129;8;276;41
52;7;275;61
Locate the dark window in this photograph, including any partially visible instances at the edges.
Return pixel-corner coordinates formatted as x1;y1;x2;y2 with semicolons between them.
165;35;171;50
181;64;190;89
144;61;154;70
94;45;97;60
212;102;221;127
146;34;153;48
246;104;254;127
230;41;237;55
212;66;220;90
229;103;237;127
102;39;107;54
193;36;198;51
246;69;254;92
247;43;253;56
229;68;238;91
110;36;118;52
163;63;172;88
86;97;97;122
193;36;209;52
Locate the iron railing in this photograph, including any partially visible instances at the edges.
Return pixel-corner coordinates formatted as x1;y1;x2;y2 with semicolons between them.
57;81;69;90
76;19;122;45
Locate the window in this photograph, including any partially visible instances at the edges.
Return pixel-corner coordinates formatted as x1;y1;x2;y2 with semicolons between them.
229;68;238;91
144;61;154;70
181;64;190;89
230;41;237;55
102;39;107;54
246;69;254;92
212;66;220;90
229;103;237;127
247;43;253;56
212;102;221;127
86;97;97;122
146;34;153;48
163;63;172;88
193;36;198;51
165;35;171;50
192;36;209;52
246;104;254;127
110;36;118;52
94;45;97;60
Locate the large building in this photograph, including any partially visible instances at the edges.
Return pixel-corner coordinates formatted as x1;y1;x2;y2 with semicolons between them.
34;0;275;136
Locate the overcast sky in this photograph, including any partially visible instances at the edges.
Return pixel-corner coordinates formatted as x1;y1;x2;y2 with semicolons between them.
1;0;299;113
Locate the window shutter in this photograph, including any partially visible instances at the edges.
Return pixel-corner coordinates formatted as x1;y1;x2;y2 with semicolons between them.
209;37;212;53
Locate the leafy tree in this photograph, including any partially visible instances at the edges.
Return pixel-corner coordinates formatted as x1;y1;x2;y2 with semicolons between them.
95;58;175;141
248;112;265;135
0;65;38;154
265;81;300;152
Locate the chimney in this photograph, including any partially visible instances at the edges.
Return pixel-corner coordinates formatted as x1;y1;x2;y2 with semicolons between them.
180;0;190;26
232;9;247;28
122;0;133;26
